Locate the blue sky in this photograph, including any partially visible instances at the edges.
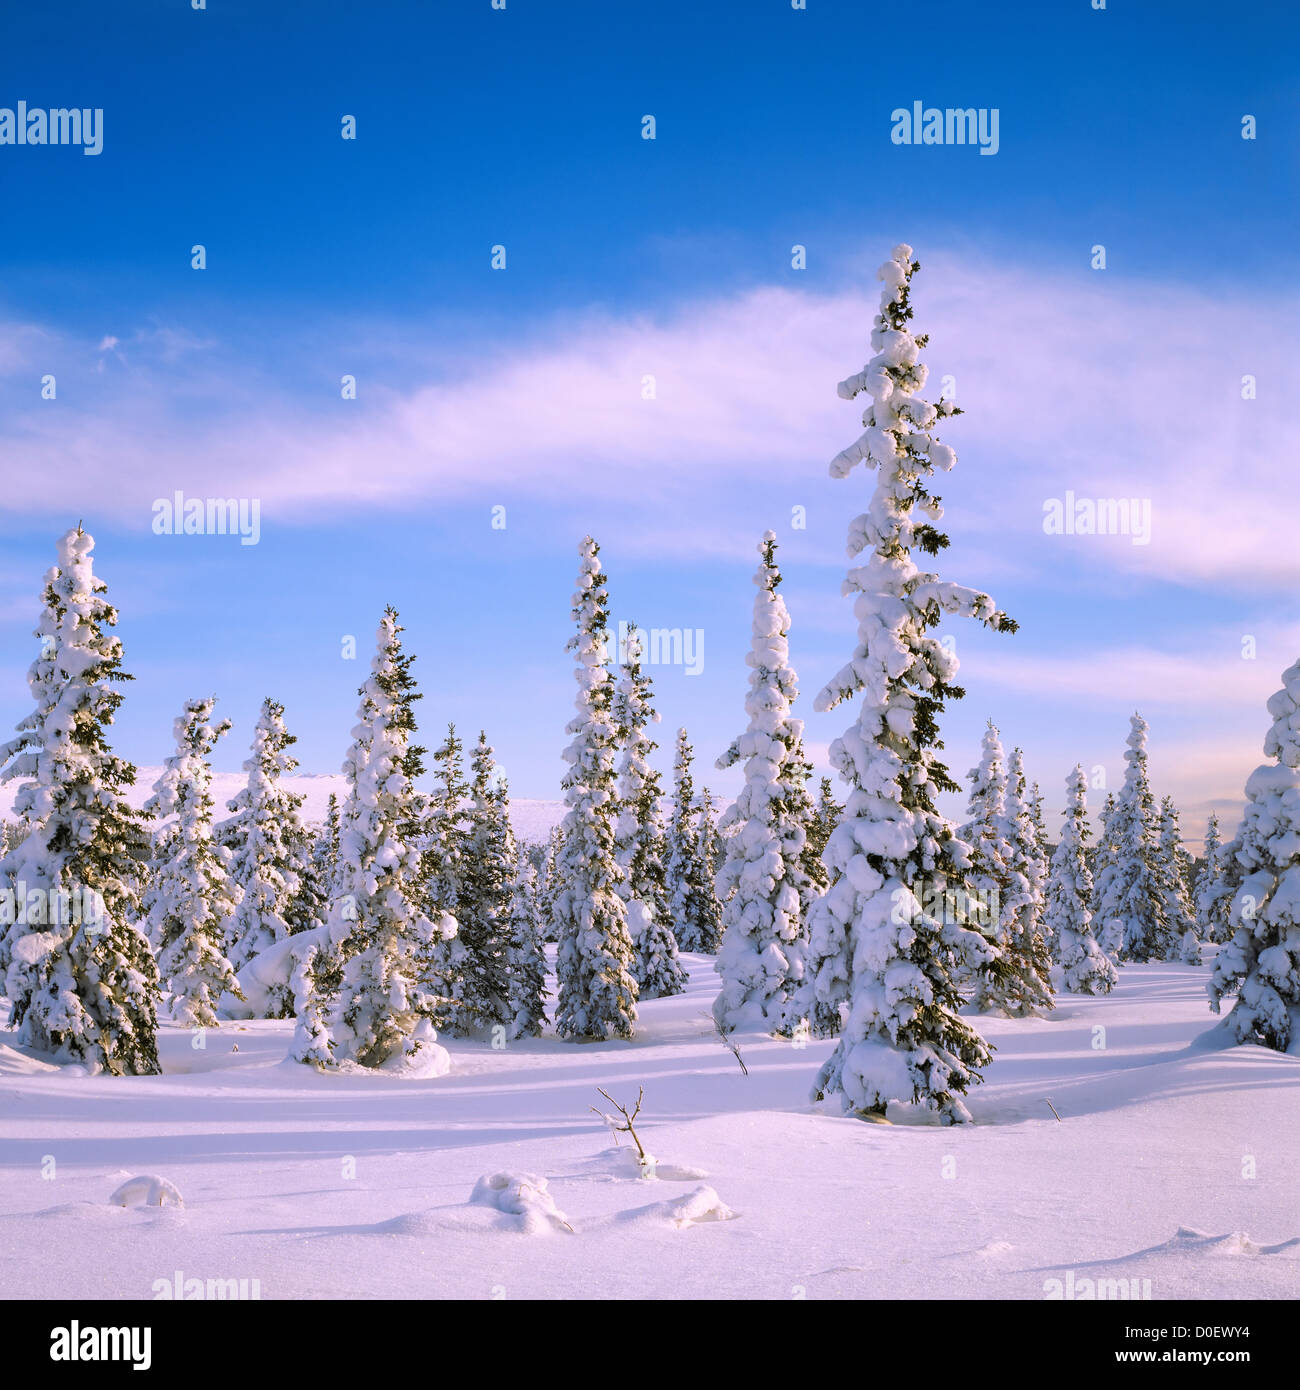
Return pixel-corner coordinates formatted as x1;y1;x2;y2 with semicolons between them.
2;0;1298;837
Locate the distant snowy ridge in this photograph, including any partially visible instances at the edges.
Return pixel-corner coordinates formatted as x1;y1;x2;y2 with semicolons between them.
0;768;567;844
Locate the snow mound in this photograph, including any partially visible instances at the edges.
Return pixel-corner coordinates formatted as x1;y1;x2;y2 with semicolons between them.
469;1172;572;1235
0;1043;63;1076
609;1146;709;1182
1166;1226;1300;1258
374;1207;505;1237
617;1184;736;1230
109;1175;184;1209
375;1032;452;1079
33;1201;143;1225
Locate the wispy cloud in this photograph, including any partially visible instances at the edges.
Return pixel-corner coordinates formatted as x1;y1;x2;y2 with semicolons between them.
1;251;1296;586
959;623;1300;711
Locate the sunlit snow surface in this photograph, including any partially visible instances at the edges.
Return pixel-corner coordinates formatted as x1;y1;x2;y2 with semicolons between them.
0;948;1295;1299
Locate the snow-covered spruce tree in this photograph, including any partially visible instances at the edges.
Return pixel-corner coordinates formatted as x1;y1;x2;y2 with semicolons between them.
1028;781;1050;868
506;857;548;1038
537;825;564;943
1028;775;1052;947
803;245;1016;1123
1045;765;1116;995
665;728;696;944
612;630;685;999
1093;714;1170;963
0;526;160;1074
1027;776;1054;952
418;723;472;1028
798;763;833;897
1002;747;1054;1012
1194;813;1233;944
958;720;1009;947
665;729;719;953
423;724;468;915
694;787;726;950
222;699;318;980
445;732;515;1034
1155;796;1199;964
1091;791;1116;873
296;608;456;1070
1207;659;1300;1051
143;697;242;1026
0;822;21;983
713;531;818;1035
959;730;1051;1016
313;793;341;897
552;538;638;1041
0;820;41;985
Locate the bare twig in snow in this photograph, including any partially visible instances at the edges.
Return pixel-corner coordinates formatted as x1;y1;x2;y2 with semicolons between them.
713;1016;749;1076
592;1086;648;1164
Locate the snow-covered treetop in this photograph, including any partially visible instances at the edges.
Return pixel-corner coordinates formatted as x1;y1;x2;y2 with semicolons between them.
233;698;298;797
145;696;230;827
718;530;800;776
1;525;137;828
560;536;621;812
967;721;1007;810
828;244;959;556
567;536;612;676
1126;712;1149;760
1262;659;1300;768
1065;762;1088;813
337;608;427;885
814;247;1014;728
614;622;660;739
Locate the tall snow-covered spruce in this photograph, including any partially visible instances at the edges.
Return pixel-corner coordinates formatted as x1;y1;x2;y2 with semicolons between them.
1155;796;1199;964
552;538;638;1041
537;825;564;943
446;732;515;1034
1195;813;1233;944
800;766;834;896
999;746;1054;1015
694;787;726;945
505;857;548;1039
143;696;242;1026
713;531;816;1035
222;699;317;977
1045;765;1117;995
958;721;1011;984
313;793;342;898
803;245;1016;1123
612;627;685;999
1207;659;1300;1052
1093;714;1169;962
0;527;160;1075
959;727;1052;1017
294;608;456;1071
665;728;719;953
423;724;468;921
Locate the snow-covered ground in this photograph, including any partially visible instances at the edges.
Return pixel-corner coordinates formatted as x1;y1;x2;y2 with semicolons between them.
0;950;1294;1300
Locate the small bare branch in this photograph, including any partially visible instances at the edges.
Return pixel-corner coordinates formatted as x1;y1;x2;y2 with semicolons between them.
594;1086;648;1163
712;1016;749;1076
